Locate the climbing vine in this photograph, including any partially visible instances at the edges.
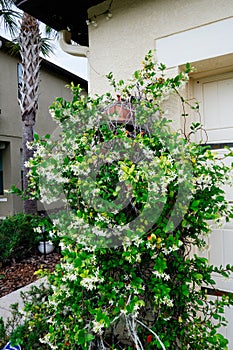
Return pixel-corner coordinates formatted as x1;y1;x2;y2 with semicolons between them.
10;50;233;349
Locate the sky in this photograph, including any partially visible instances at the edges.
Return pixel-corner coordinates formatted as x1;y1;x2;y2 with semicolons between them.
41;39;88;81
0;8;88;81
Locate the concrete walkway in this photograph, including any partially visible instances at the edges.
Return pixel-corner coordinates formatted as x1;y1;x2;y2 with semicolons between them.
0;278;46;323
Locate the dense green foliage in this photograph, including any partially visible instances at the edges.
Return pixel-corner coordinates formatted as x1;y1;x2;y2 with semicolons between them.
9;51;233;349
0;213;41;263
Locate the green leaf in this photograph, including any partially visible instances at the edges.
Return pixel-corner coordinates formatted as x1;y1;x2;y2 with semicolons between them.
134;70;140;79
194;273;203;281
86;333;95;341
185;62;191;73
34;133;39;141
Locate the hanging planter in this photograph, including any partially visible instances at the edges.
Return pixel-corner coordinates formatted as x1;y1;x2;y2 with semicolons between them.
105;95;135;123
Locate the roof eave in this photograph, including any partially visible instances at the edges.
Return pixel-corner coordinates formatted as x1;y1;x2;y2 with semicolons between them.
13;0;105;46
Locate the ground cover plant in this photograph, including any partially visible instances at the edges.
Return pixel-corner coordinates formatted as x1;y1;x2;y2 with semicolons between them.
9;50;233;349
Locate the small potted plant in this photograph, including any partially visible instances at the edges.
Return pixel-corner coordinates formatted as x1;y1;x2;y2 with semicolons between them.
38;235;54;255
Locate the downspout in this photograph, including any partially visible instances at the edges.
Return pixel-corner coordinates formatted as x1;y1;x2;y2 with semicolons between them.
59;30;89;57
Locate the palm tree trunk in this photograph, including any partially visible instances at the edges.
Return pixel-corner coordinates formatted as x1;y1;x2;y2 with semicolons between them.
22;118;37;214
19;12;41;215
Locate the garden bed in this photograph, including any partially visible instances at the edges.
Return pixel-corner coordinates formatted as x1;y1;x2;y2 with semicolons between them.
0;251;61;298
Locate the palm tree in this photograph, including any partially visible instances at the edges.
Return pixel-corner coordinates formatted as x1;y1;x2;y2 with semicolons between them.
18;13;55;214
1;2;55;214
0;0;20;36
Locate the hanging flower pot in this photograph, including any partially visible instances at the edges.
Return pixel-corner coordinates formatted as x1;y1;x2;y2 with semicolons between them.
105;95;135;123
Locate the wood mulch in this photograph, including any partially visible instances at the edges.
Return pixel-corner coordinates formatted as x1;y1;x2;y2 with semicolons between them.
0;251;61;298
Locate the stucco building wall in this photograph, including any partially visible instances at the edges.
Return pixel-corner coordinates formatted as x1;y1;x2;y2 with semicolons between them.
88;0;233;94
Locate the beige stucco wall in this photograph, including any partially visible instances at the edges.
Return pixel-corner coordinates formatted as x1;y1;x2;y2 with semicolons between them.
87;0;233;95
0;49;84;217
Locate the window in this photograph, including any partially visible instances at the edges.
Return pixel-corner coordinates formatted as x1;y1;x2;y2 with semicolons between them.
20;148;24;191
17;63;23;101
0;150;3;195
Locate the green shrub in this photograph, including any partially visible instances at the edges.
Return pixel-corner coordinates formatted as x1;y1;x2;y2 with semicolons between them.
0;316;8;347
9;51;233;349
9;283;52;349
0;212;41;264
0;283;52;349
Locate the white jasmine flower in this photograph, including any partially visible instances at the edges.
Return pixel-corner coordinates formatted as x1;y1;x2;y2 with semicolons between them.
92;320;105;334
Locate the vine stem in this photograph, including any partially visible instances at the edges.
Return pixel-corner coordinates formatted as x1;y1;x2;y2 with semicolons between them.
125;314;144;350
135;318;166;350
